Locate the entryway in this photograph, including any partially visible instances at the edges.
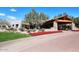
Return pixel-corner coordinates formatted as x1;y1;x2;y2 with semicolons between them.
58;22;72;30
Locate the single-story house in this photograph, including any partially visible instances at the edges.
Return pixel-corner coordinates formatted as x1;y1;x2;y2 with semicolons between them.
42;15;78;31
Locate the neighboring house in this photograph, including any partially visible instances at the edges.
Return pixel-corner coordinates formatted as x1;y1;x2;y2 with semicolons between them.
0;19;25;31
10;20;22;30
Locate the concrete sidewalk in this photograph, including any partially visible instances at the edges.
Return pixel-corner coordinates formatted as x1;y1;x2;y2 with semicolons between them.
0;31;79;52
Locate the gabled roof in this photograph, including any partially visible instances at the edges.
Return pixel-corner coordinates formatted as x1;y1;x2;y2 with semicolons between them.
43;19;55;24
54;15;71;20
43;15;73;25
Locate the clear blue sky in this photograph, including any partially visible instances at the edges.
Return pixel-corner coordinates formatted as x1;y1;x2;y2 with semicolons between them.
0;7;79;21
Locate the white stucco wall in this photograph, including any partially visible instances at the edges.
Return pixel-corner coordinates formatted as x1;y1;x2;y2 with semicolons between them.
9;20;22;30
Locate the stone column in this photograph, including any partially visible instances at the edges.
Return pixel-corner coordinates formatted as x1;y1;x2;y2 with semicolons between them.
72;22;76;30
53;21;58;31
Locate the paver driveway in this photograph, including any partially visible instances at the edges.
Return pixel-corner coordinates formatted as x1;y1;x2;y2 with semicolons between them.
0;31;79;52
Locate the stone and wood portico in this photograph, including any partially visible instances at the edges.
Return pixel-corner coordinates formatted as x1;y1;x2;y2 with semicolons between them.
42;15;77;31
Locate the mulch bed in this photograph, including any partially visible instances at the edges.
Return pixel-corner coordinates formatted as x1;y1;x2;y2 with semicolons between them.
30;30;62;36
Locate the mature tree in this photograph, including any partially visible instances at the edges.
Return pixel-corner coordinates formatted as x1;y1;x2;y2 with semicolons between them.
38;12;48;23
24;9;38;24
73;17;79;28
23;9;49;29
0;19;9;25
0;19;10;29
74;17;79;23
69;16;79;28
39;12;48;20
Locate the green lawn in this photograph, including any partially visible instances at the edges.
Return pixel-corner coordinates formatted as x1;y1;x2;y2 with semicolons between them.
0;32;31;42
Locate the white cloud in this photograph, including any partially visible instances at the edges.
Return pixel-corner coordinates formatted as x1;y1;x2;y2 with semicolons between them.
7;15;18;24
7;15;16;20
0;13;6;16
10;8;16;12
